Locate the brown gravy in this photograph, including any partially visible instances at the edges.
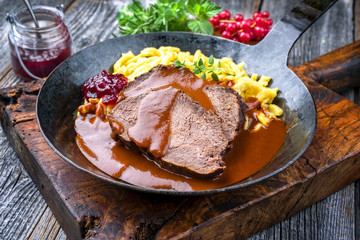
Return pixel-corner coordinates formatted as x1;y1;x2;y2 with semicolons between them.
125;66;214;110
75;98;286;191
113;66;216;158
128;87;179;158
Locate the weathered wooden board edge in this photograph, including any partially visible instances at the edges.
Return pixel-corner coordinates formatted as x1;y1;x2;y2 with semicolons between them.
0;89;82;240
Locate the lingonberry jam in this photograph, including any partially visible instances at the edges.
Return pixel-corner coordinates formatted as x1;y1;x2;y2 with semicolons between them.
82;70;128;105
8;6;73;81
9;38;72;80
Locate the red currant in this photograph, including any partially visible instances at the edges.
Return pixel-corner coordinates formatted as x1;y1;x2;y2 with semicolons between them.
248;30;254;40
219;22;228;32
232;35;240;42
221;30;232;39
247;19;255;27
255;16;266;27
213;10;272;44
238;32;251;43
234;14;244;22
235;21;243;30
219;10;231;20
262;11;270;18
227;22;238;33
253;26;265;38
209;16;220;28
253;11;262;19
265;18;273;27
240;20;251;31
263;27;271;35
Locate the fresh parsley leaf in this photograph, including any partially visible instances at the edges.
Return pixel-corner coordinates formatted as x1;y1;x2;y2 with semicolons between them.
117;0;221;35
211;72;219;81
174;60;184;67
186;0;199;15
201;1;222;19
201;72;207;79
198;58;204;67
188;19;214;35
193;68;202;74
189;0;222;20
208;55;214;65
174;57;235;82
174;60;181;67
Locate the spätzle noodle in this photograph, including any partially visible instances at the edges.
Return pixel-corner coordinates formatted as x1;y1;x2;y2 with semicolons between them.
113;46;283;117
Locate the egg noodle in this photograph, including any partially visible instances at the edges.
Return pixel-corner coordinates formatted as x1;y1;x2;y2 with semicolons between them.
113;46;283;120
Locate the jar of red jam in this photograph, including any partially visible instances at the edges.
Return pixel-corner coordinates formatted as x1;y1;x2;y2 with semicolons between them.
7;5;73;81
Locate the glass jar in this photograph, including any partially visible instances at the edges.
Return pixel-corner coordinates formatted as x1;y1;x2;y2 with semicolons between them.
7;5;73;81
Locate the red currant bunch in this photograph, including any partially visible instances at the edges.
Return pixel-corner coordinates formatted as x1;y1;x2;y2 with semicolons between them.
209;10;273;44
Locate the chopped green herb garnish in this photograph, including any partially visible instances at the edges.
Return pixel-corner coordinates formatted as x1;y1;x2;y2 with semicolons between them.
174;55;235;82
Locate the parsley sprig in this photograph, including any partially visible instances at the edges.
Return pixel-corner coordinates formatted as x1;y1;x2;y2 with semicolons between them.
174;55;235;81
117;0;222;35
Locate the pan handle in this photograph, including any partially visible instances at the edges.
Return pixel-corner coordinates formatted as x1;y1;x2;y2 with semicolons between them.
257;0;339;60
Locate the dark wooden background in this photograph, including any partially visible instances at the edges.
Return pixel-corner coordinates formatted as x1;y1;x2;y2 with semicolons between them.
0;0;359;239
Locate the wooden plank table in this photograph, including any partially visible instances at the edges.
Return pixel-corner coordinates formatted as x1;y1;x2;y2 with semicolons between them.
0;0;359;239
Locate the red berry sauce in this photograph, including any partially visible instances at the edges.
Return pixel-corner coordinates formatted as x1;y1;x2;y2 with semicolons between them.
82;70;128;105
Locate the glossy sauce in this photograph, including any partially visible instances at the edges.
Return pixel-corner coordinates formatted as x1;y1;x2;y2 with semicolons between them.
115;65;215;158
75;98;287;191
128;87;179;158
125;66;214;110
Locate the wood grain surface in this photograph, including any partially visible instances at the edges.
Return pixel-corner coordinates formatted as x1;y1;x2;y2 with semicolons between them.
1;39;359;240
0;0;359;239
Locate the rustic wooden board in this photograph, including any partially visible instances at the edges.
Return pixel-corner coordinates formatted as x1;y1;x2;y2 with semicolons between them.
0;0;359;239
1;37;359;239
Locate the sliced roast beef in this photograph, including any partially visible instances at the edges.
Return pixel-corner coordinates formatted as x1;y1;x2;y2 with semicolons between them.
203;84;248;141
108;64;247;178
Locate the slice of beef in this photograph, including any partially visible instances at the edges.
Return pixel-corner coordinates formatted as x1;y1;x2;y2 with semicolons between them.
203;84;248;141
109;65;247;178
121;65;247;143
110;89;229;177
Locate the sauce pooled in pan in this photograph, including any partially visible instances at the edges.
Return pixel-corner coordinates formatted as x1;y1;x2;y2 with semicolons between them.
75;96;286;191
